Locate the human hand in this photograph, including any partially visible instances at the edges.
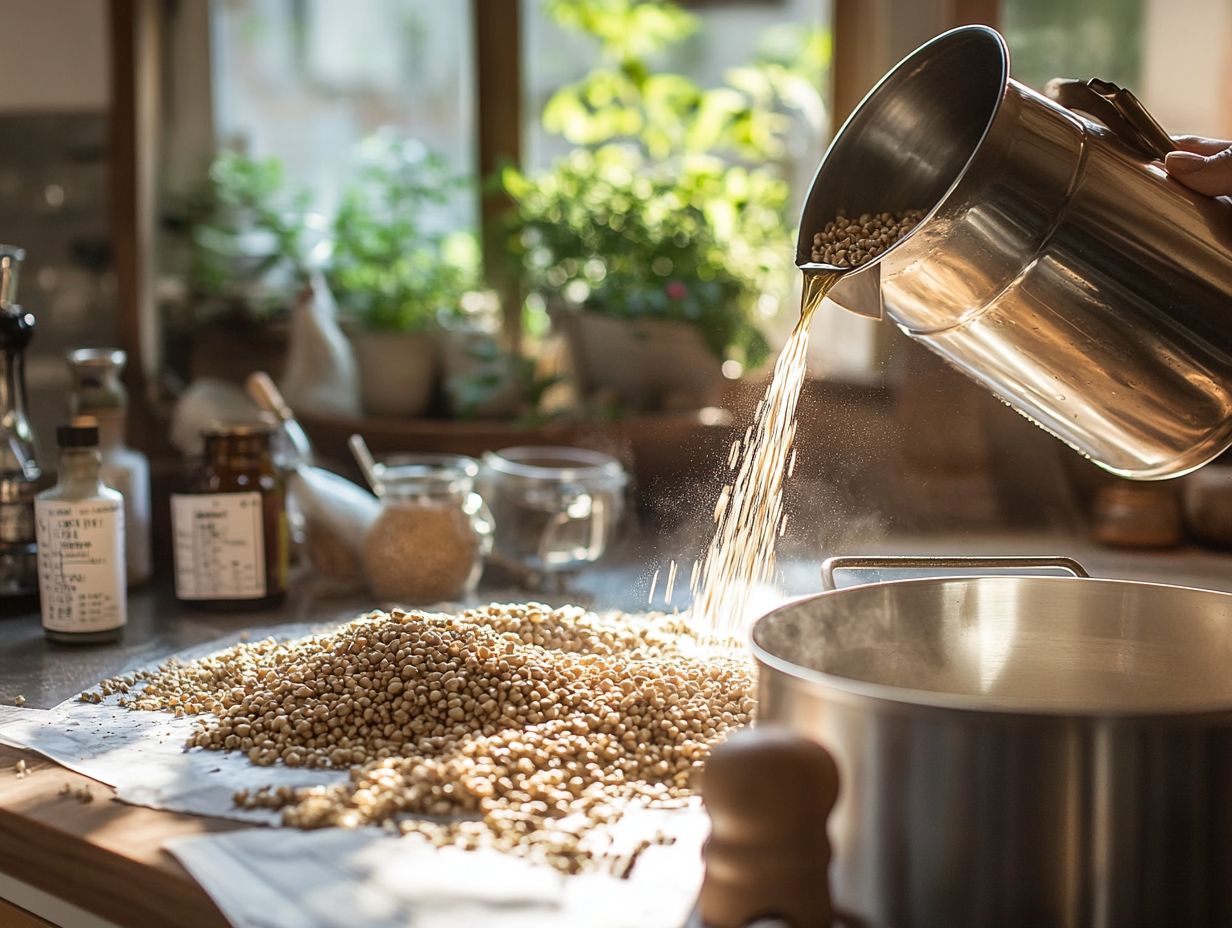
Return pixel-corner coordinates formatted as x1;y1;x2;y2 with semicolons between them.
1165;136;1232;196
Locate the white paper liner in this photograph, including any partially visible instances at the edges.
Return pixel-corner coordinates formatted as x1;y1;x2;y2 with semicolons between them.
167;807;706;928
0;624;347;823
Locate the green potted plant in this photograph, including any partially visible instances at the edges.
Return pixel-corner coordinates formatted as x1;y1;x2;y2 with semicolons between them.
184;150;314;320
503;0;825;412
174;151;320;382
506;146;782;409
328;135;479;418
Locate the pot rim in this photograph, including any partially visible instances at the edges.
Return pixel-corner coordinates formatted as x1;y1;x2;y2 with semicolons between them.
750;574;1232;720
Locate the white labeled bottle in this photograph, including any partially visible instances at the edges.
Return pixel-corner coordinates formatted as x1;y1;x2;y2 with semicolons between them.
97;415;151;585
34;421;126;643
67;348;152;586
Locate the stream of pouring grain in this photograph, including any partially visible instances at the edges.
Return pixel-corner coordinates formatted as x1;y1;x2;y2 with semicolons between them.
664;559;679;605
690;272;842;645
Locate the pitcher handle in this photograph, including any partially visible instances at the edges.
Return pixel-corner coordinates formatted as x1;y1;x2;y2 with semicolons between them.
820;555;1089;591
1045;77;1173;161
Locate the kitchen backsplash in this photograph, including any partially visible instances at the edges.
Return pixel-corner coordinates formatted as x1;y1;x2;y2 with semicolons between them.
0;112;118;462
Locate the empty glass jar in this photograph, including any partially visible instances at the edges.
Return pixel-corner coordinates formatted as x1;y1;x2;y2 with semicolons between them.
481;446;627;577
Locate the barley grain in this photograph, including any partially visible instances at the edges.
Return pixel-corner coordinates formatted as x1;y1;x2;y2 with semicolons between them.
810;208;925;268
107;603;753;874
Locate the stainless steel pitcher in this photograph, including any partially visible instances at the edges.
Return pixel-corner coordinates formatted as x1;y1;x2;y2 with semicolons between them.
797;25;1232;480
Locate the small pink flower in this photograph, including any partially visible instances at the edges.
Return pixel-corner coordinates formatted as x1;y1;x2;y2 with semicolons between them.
665;281;688;301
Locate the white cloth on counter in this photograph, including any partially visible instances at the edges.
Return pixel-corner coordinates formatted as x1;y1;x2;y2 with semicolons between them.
167;808;706;928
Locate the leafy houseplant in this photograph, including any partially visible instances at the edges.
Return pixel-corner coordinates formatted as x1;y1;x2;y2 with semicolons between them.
184;151;313;321
504;0;827;410
328;136;478;335
327;135;480;417
167;151;320;385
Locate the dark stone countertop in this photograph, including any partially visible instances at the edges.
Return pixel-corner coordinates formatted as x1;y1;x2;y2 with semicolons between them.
5;529;1232;709
0;548;662;708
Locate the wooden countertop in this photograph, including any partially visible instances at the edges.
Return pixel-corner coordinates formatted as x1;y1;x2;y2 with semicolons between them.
0;742;238;928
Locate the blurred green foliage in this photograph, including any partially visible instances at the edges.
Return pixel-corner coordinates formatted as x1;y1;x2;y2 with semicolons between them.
327;134;480;333
183;151;311;317
1003;0;1143;92
184;142;480;334
505;0;828;368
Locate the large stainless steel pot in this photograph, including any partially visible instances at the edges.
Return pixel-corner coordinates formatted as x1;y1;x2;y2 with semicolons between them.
796;26;1232;480
750;556;1232;928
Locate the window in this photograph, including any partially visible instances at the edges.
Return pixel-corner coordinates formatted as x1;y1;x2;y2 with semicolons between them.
1002;0;1232;135
518;0;834;375
522;0;830;213
158;0;483;388
210;0;476;228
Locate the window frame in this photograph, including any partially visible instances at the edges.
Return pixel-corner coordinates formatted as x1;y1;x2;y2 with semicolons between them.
108;0;1002;426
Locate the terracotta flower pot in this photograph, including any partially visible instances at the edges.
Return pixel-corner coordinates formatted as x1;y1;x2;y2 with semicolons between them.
347;329;437;418
560;312;725;411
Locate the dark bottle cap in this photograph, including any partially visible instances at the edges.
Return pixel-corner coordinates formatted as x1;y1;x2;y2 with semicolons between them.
57;422;100;448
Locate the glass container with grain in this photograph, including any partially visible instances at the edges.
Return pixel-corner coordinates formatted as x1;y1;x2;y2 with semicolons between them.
363;454;492;605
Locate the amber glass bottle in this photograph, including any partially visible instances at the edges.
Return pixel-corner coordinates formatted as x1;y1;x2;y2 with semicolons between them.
171;423;288;610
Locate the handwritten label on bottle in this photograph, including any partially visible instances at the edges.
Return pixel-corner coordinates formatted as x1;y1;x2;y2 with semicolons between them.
34;499;126;633
172;492;266;600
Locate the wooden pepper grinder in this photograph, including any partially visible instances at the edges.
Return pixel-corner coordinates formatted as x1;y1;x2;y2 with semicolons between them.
699;725;840;928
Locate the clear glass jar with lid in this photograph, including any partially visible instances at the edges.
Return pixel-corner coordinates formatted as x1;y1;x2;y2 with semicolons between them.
362;454;493;605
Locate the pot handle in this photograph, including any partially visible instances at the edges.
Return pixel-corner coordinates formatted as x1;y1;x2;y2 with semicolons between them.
820;555;1089;591
1044;77;1173;162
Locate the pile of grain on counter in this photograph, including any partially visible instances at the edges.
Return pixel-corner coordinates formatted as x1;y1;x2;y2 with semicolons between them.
810;208;926;268
96;603;754;874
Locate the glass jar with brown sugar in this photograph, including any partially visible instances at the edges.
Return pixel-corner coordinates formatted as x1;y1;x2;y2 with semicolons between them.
363;454;492;605
171;422;288;610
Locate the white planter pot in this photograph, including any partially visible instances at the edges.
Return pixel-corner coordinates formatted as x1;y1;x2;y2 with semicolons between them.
348;329;438;418
561;313;725;411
